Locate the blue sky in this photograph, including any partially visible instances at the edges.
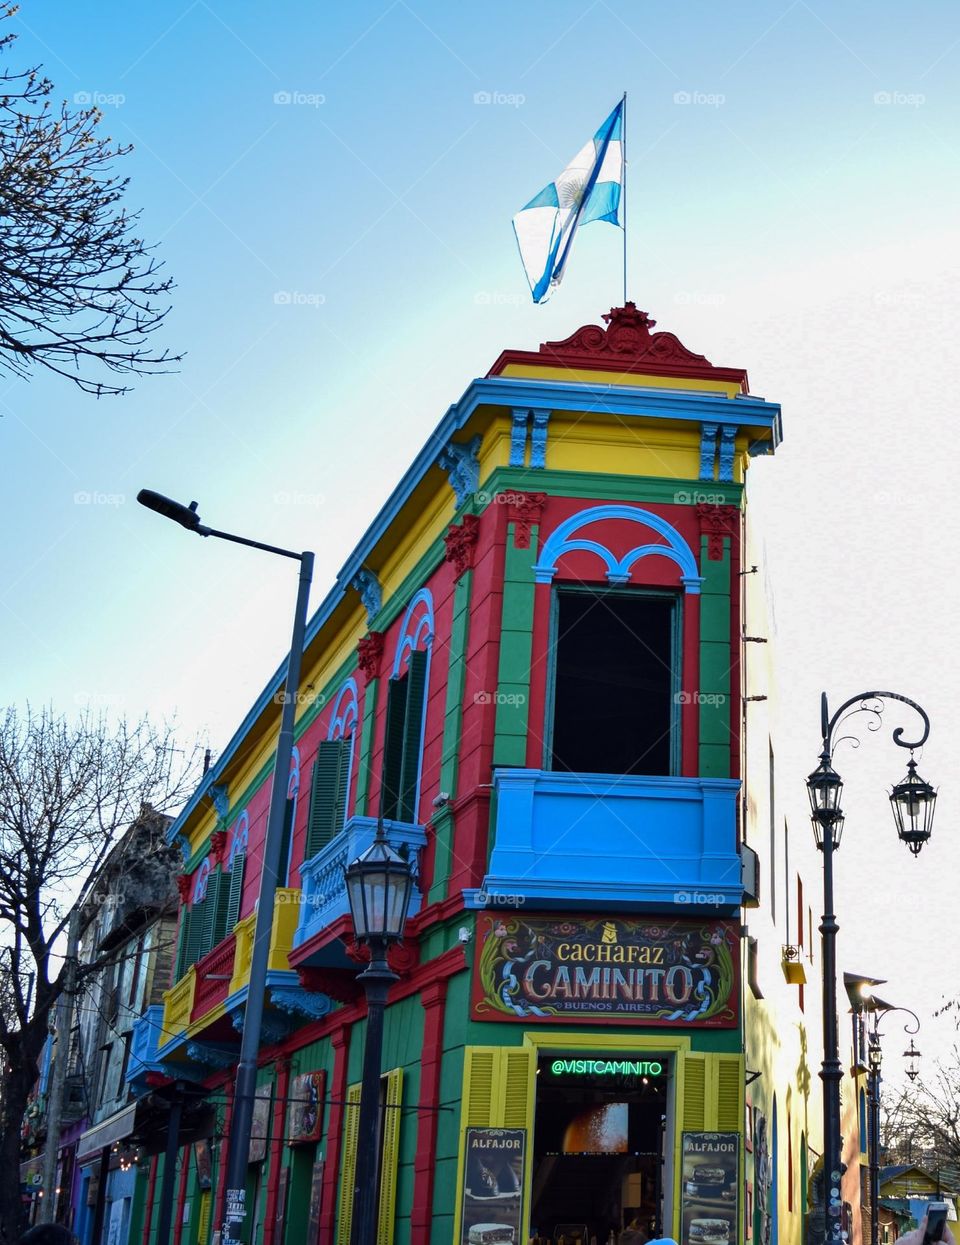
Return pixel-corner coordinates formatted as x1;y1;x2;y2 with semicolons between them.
4;1;960;1071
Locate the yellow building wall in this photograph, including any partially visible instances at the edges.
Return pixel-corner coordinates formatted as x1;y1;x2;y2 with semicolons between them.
741;501;827;1245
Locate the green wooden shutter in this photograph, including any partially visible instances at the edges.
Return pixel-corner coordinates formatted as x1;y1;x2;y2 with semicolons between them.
200;871;222;956
398;650;427;822
336;1082;362;1245
376;1069;404;1245
213;867;232;944
174;909;192;980
277;797;295;886
380;677;408;820
185;899;205;966
225;852;246;931
306;740;349;859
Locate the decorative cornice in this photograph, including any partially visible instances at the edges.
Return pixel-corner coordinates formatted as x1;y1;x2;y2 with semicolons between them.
438;435;482;508
505;492;546;551
186;1042;237;1069
697;503;739;561
269;986;333;1020
443;514;480;579
210;830;227;866
208;784;229;822
488;303;749;390
356;631;385;684
351;567;382;623
297;966;362;1006
344;938;420;977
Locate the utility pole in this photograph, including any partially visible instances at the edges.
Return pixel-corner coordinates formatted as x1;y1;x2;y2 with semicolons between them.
39;908;81;1223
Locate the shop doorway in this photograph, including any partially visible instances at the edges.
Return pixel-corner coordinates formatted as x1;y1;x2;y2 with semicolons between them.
529;1055;669;1245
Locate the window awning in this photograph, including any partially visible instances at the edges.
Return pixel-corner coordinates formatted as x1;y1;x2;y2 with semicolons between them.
76;1102;138;1164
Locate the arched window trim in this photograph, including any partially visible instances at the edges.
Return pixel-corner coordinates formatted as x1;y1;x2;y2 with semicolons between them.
533;503;702;591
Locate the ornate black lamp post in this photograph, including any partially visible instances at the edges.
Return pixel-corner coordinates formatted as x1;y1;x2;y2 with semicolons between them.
137;489;313;1245
807;691;937;1245
848;984;921;1245
344;823;416;1245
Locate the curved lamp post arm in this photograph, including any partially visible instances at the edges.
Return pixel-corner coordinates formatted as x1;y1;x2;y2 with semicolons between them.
820;690;931;757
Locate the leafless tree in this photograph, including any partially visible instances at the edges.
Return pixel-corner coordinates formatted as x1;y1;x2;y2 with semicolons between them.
881;1050;960;1184
0;5;181;396
0;706;203;1241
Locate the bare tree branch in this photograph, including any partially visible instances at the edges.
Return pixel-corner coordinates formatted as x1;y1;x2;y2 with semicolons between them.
0;704;203;1240
0;5;181;396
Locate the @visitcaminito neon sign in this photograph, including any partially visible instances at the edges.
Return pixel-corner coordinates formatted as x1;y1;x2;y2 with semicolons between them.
550;1059;664;1077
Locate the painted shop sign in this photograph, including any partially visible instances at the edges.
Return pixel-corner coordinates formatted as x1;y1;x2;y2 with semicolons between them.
473;916;738;1026
679;1132;740;1245
459;1128;526;1245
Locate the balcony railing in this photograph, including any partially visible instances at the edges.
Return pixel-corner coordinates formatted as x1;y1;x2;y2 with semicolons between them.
229;887;300;995
191;932;237;1023
294;816;427;952
474;768;742;910
126;1005;165;1091
160;967;196;1049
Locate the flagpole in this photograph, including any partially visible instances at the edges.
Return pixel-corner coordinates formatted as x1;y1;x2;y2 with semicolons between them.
621;90;628;305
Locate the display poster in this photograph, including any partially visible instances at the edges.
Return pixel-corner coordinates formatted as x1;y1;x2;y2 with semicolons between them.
679;1132;740;1245
247;1084;273;1164
194;1139;213;1189
288;1071;325;1145
306;1156;325;1245
473;916;739;1027
459;1128;525;1245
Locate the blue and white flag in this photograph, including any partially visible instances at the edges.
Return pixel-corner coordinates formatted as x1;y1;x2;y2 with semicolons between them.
513;99;624;303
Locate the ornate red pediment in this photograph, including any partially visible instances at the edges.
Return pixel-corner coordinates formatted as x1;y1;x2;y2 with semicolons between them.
487;303;748;389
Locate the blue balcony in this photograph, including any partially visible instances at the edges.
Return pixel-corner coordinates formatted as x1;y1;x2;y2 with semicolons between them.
125;1005;166;1097
292;816;428;964
469;769;742;912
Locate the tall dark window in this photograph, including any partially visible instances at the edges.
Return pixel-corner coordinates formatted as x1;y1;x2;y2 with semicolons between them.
550;589;676;776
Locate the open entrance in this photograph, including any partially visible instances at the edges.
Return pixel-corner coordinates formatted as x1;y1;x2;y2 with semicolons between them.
530;1054;670;1245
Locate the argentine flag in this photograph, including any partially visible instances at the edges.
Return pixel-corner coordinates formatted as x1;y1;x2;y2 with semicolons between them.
513;99;624;304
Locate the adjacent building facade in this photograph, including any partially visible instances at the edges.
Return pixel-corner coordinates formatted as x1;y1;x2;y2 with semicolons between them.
131;304;836;1245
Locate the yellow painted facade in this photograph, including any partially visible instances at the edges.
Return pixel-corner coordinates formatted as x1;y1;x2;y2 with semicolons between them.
497;362;744;397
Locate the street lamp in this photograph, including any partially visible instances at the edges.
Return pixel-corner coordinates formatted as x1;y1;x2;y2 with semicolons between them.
904;1040;922;1082
344;822;415;1245
807;690;937;1245
137;489;314;1245
854;991;921;1245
